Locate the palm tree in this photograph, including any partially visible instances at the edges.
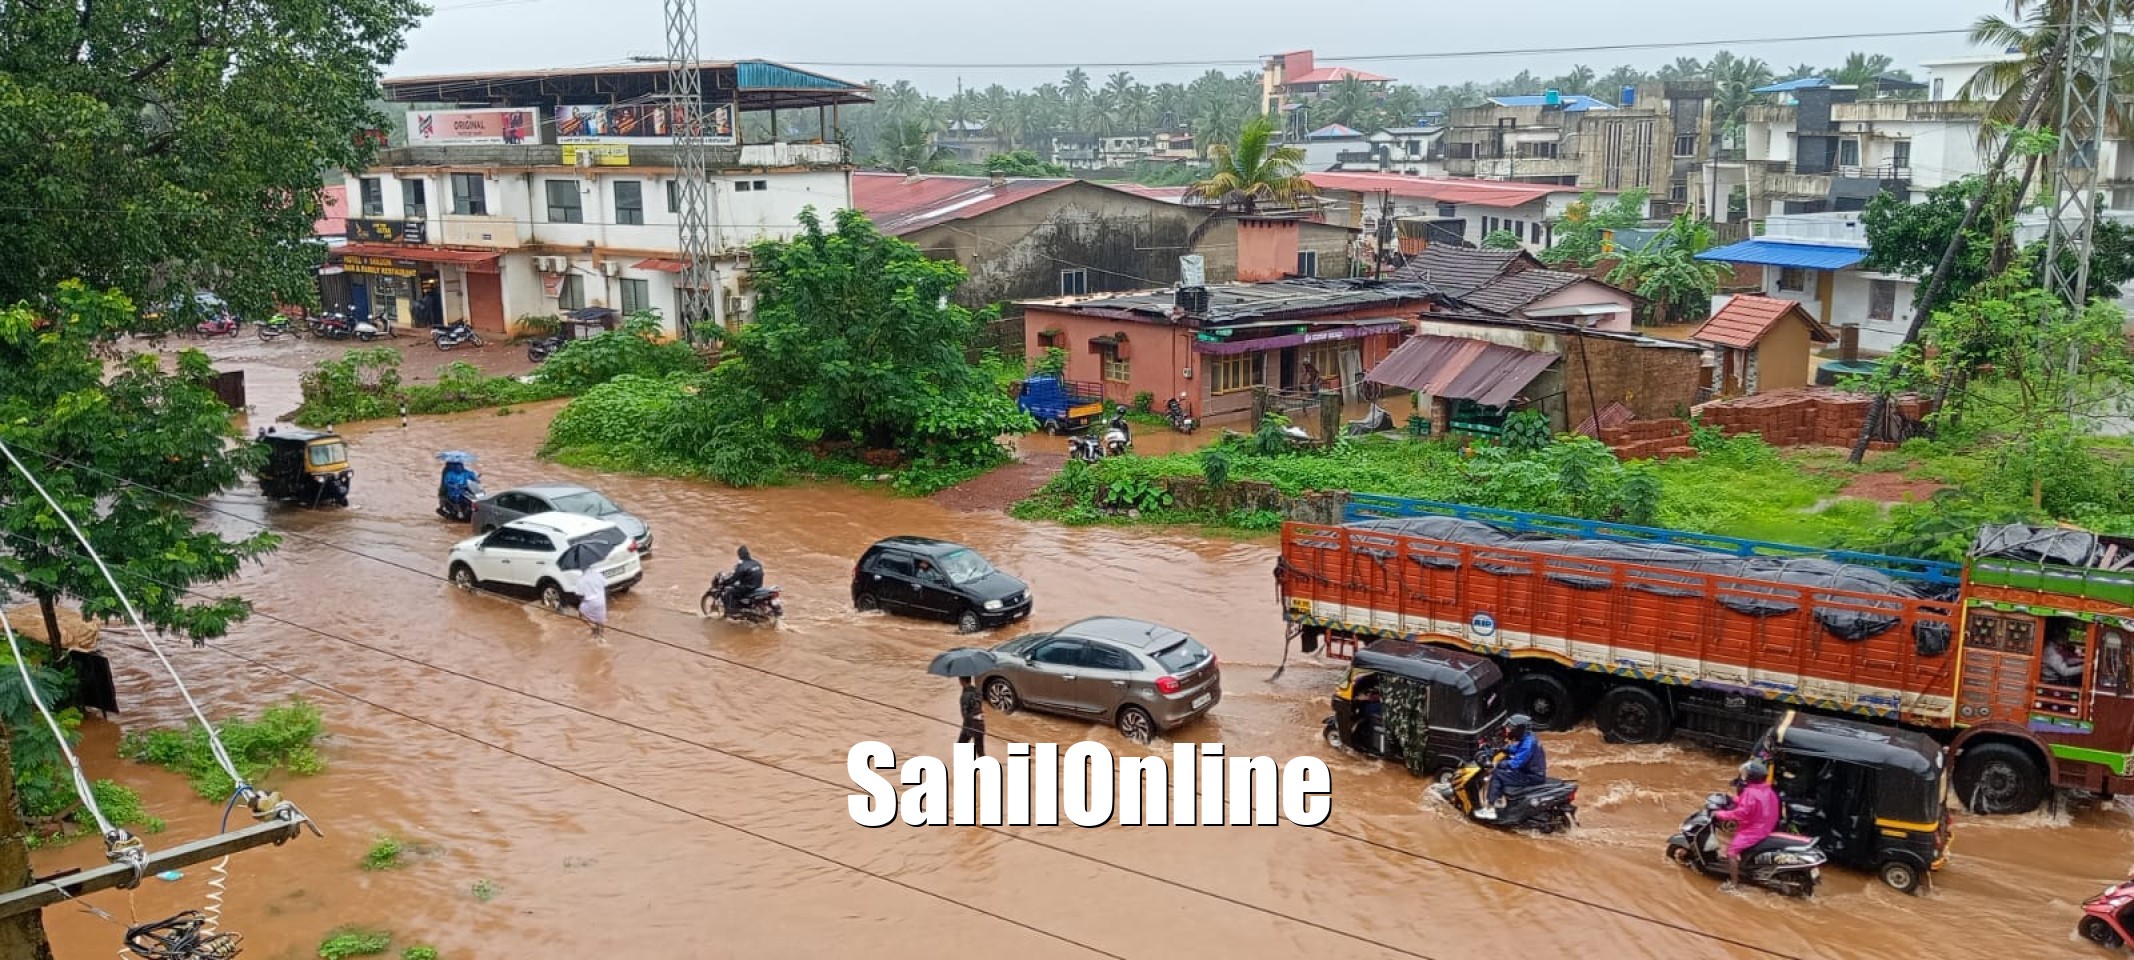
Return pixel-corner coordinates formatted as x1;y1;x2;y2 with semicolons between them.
1151;82;1189;129
1321;75;1381;129
1708;54;1775;137
1553;65;1598;96
1381;85;1426;127
1831;52;1895;86
1194;115;1310;212
1599;65;1647;94
1063;68;1094;132
1657;57;1706;82
979;84;1018;150
1783;63;1822;81
1965;0;2134;141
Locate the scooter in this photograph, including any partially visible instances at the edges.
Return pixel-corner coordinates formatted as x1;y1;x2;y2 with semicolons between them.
432;320;485;351
701;572;783;623
1103;410;1132;457
1068;433;1104;463
436;478;483;523
194;315;241;338
527;335;565;363
1165;395;1198;434
1665;792;1826;898
1431;748;1578;833
353;312;389;341
2078;871;2134;949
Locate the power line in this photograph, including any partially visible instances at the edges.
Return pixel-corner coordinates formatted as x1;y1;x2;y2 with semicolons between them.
0;463;1808;960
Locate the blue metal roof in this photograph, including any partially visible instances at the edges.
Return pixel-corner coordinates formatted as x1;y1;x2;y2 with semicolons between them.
736;61;863;92
1487;94;1614;113
1753;77;1831;94
1695;239;1865;270
1306;123;1363;139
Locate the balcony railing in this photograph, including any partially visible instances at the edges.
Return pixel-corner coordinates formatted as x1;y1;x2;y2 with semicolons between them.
1474;156;1581;179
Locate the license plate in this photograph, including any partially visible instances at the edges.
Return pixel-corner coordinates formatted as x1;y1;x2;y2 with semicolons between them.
1190;693;1212;710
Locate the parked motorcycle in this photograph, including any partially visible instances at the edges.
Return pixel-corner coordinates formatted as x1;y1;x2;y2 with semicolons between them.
1068;433;1104;463
194;315;241;338
1665;792;1826;897
432;320;485;351
701;572;784;623
527;335;565;363
256;315;302;341
1165;395;1198;434
436;478;483;523
2079;870;2134;948
310;312;356;340
1431;748;1578;833
353;313;388;342
1103;408;1132;457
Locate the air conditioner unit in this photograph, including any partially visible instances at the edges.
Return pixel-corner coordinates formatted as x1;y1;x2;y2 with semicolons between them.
599;261;623;277
724;294;744;318
536;257;565;273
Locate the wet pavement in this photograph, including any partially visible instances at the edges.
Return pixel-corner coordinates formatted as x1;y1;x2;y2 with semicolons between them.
29;339;2134;959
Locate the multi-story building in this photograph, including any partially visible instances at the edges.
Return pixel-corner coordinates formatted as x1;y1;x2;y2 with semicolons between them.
1440;84;1715;217
1328;124;1448;177
1260;50;1394;140
325;61;870;337
1304;171;1645;257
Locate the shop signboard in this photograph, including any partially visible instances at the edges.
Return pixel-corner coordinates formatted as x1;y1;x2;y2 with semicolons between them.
561;144;631;166
556;94;735;146
346;219;427;244
343;255;420;278
406;108;537;145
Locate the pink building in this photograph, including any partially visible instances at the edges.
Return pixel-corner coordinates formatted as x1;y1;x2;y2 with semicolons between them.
1021;278;1443;424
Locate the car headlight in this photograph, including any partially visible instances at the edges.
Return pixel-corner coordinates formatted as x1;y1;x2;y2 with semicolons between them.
984;600;1003;611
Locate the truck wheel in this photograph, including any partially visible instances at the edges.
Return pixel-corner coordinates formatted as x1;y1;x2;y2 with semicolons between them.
1507;671;1580;731
1594;686;1673;744
1954;742;2046;815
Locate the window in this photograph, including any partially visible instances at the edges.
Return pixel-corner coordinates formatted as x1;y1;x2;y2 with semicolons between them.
1152;638;1211;673
1778;267;1808;292
1406;139;1421;156
1083;644;1139;672
1839;138;1861;168
1484;216;1497;234
1436;202;1457;218
1296;251;1319;277
402;179;427;219
1869;279;1897;321
558;274;585;310
614;181;644;225
1892;140;1912;171
1209;353;1260;395
1059;269;1088;296
1674;134;1698;158
1030;640;1085;667
1102;351;1130;384
733;179;769;192
1670;178;1689;204
358;177;383;217
1931;78;1945;101
1530;221;1544;244
666;180;679;213
450;173;487;215
620;278;650;314
545;179;583;223
867;551;915;578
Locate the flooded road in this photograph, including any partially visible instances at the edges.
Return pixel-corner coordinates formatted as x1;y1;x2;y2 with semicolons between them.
31;342;2134;959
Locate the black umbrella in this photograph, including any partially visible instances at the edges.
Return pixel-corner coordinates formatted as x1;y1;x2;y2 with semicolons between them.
556;541;611;572
927;647;998;678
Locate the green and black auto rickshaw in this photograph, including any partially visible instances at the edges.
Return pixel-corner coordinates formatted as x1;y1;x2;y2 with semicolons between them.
256;426;351;507
1322;639;1509;777
1754;709;1951;894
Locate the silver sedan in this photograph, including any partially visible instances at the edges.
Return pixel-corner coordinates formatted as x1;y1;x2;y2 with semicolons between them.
469;483;653;554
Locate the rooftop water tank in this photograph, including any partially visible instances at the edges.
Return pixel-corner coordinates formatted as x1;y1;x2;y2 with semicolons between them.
1621;85;1637;107
1544;88;1561;105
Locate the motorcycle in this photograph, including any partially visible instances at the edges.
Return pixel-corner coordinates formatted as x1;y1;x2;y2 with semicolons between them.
432;320;485;351
256;315;303;341
527;335;565;363
1068;433;1104;463
2079;871;2134;949
1165;395;1198;434
1431;748;1578;833
701;571;783;623
1665;792;1826;898
310;312;356;340
194;315;241;338
1103;410;1132;457
436;478;483;523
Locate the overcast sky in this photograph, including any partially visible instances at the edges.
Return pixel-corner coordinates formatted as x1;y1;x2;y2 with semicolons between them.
398;0;2013;93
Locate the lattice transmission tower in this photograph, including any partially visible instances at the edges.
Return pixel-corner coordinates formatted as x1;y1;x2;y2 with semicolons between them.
664;0;716;342
2042;0;2117;313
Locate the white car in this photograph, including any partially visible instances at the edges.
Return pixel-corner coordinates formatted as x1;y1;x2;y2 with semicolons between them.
446;511;642;609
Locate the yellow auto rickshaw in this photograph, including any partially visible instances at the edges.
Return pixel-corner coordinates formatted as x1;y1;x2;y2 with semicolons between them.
256;426;351;507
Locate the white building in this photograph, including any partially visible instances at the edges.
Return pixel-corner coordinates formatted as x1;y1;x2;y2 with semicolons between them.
1303;171;1640;257
328;61;871;338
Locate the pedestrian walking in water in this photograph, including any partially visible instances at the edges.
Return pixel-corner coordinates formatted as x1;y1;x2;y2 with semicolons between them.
577;564;608;642
957;676;985;757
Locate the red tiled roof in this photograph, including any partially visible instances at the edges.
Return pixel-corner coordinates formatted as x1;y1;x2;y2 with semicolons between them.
1691;294;1836;349
1302;172;1583;209
1287;66;1393;85
851;171;1079;235
314;184;347;239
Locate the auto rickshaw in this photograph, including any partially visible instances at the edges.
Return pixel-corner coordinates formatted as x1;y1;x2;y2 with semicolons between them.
1322;639;1508;776
256;426;351;507
1753;709;1950;894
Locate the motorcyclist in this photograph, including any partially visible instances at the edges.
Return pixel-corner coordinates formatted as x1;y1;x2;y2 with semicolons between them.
1475;714;1544;820
1713;759;1780;892
439;460;478;513
721;545;764;614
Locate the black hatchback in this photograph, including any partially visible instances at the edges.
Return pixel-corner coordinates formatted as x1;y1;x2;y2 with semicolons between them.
853;537;1032;633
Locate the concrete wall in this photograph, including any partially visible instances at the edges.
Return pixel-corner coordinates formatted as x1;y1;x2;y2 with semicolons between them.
1757;265;1915;354
903;182;1206;308
1523;279;1635;333
1753;317;1815;393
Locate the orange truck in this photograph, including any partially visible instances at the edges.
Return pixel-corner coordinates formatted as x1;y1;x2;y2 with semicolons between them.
1276;494;2134;815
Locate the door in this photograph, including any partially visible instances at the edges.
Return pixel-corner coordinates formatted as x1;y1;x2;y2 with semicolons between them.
1072;641;1141;718
861;551;921;614
506;530;558;588
471;528;526;581
1957;610;2042;726
465;270;505;335
488;492;541;527
912;556;957;618
350;280;371;319
1280;347;1299;391
1020;639;1089;709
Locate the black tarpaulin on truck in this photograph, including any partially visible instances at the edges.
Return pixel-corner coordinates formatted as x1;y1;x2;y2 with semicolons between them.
1971;523;2100;567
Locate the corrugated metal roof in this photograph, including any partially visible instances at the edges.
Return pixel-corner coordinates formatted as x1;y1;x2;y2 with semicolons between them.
1388;245;1541;296
1287;66;1393;85
1364;334;1559;407
735;61;857;91
1488;94;1615;112
851;172;1080;236
1695;239;1865;270
1456;269;1589;315
1020;276;1444;324
1753;77;1832;94
1100;182;1193;204
1303;172;1583;209
1691;294;1836;349
1306;124;1364;139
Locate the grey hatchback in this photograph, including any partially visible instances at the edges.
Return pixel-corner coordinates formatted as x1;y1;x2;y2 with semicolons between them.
471;483;652;554
979;617;1221;743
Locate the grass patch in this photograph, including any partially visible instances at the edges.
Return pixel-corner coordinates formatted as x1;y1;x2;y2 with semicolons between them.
402;948;440;960
318;927;392;959
470;878;498;902
27;781;166;849
119;697;326;800
361;835;404;871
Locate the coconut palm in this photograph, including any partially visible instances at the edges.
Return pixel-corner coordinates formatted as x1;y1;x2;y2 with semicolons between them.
1195;115;1310;213
1553;65;1598;96
1599;65;1648;94
1320;75;1382;129
1831;52;1895;86
1657;57;1706;82
1964;0;2134;141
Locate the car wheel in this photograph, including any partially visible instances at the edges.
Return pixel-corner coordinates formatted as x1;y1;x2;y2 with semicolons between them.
2081;916;2125;948
449;564;478;591
982;677;1019;714
956;608;982;634
538;580;566;611
855;592;879;613
1116;705;1155;745
1878;860;1922;895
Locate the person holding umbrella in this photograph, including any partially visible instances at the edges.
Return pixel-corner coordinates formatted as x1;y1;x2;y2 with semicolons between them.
929;647;1000;757
577;562;608;641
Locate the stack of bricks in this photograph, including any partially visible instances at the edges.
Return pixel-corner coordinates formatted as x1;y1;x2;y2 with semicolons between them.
1596;417;1696;460
1598;388;1931;459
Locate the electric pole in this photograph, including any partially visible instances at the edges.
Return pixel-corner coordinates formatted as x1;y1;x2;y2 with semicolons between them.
2041;0;2115;412
664;0;716;341
1376;191;1393;279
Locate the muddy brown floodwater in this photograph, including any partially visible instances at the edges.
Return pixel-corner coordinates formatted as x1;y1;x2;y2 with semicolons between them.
29;340;2134;959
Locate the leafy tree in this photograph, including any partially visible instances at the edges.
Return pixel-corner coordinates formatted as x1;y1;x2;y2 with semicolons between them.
982;151;1069;178
1540;188;1650;267
654;209;1031;483
1481;229;1524;250
1604;214;1731;323
0;0;428;321
1194;115;1310;213
1860;177;2015;316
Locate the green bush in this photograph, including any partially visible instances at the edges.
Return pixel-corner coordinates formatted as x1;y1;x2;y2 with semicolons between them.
362;835;404;871
534;313;705;394
402;948;439;960
318;928;391;960
294;348;403;425
120;697;326;800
